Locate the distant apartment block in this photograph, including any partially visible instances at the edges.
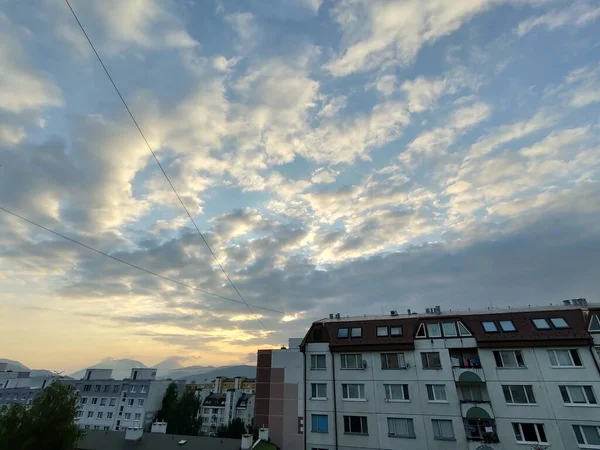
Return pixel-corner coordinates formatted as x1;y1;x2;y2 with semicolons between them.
0;364;55;408
259;300;600;450
59;367;183;432
196;376;256;435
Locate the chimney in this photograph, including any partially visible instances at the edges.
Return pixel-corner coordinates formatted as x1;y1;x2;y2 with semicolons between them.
390;310;398;316
329;313;334;319
335;313;340;319
151;422;167;434
241;434;253;450
125;427;143;441
258;428;269;441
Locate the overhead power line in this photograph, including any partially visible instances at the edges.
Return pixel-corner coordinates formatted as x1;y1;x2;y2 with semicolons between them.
64;0;266;329
0;205;283;315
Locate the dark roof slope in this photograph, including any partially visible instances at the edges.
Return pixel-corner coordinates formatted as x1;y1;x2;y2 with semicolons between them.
76;430;240;450
203;393;226;406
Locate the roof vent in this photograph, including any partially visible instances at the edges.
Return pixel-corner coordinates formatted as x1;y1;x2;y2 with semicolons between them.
563;300;571;305
335;313;341;319
329;314;334;319
390;310;398;316
434;306;441;315
426;308;431;314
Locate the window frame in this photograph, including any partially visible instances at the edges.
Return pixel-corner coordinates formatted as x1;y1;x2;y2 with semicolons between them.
499;320;517;332
387;417;415;438
512;422;547;444
532;318;551;330
502;385;536;404
550;317;570;329
381;352;406;370
337;328;349;338
560;385;597;405
310;383;327;400
377;326;388;337
310;354;326;370
442;322;457;337
390;326;403;337
426;384;448;403
421;351;442;369
341;383;365;401
589;316;600;333
311;414;328;433
427;323;442;338
340;353;363;370
343;415;368;435
493;350;526;368
457;321;472;336
573;424;600;448
432;419;455;440
548;349;583;368
482;321;498;333
350;327;362;338
384;384;410;402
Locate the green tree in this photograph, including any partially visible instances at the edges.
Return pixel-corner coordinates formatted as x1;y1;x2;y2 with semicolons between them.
0;382;82;450
215;418;247;439
155;383;201;436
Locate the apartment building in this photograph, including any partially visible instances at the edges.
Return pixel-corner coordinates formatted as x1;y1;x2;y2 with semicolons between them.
255;338;304;450
60;368;182;432
197;376;256;434
300;301;600;450
0;364;55;408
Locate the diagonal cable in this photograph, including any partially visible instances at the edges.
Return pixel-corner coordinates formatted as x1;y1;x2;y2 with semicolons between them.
63;0;267;329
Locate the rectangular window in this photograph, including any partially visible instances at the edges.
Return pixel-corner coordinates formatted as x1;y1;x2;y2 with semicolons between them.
381;353;406;369
460;384;484;402
128;399;134;406
81;398;88;405
377;326;388;337
548;349;582;367
134;413;141;421
427;323;442;337
83;385;91;392
76;411;83;418
95;385;101;392
560;385;597;405
590;316;600;332
432;419;455;440
482;321;498;332
426;384;447;402
340;354;363;370
384;384;409;401
311;383;327;399
140;386;146;394
310;354;326;370
131;386;136;393
550;317;569;329
113;385;120;393
343;416;368;435
109;398;116;406
442;322;457;337
106;412;113;419
138;399;145;406
532;318;551;329
124;413;131;420
499;320;516;331
311;414;328;433
573;425;600;447
87;411;94;418
502;385;536;404
350;327;362;338
390;326;402;336
421;352;441;369
104;385;110;392
91;398;98;405
493;350;525;368
93;425;100;430
337;328;349;338
100;398;106;406
387;418;415;438
512;422;547;444
97;412;103;419
342;384;365;400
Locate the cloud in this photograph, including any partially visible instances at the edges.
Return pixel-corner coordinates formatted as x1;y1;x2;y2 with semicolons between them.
517;2;600;36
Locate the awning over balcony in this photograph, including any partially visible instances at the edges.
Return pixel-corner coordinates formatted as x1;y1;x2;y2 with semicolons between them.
458;371;484;383
465;406;492;419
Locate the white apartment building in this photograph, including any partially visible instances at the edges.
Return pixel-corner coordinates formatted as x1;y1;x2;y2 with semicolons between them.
301;301;600;450
59;368;182;432
0;363;55;408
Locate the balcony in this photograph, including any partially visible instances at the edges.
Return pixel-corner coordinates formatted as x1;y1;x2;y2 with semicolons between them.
460;401;494;419
453;366;485;383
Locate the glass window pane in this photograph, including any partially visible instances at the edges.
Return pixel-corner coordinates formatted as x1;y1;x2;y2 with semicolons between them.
390;326;402;336
583;426;600;445
499;320;516;331
532;318;551;329
550;318;569;329
442;322;457;337
502;386;512;403
377;326;388;337
416;323;426;337
457;321;472;336
570;386;586;403
511;386;527;404
590;316;600;332
559;386;570;403
556;350;572;366
482;321;497;332
585;386;597;404
337;328;348;338
351;327;362;337
439;420;454;437
573;425;585;445
427;323;442;337
525;385;536;403
522;424;537;442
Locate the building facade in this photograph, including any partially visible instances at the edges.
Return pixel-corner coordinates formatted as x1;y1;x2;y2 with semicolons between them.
0;365;55;408
59;368;181;432
300;302;600;450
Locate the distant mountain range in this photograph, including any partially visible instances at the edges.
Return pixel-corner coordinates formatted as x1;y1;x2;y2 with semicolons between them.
0;359;56;378
2;358;256;382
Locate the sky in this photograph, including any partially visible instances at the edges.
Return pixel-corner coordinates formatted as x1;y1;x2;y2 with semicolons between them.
0;0;599;373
